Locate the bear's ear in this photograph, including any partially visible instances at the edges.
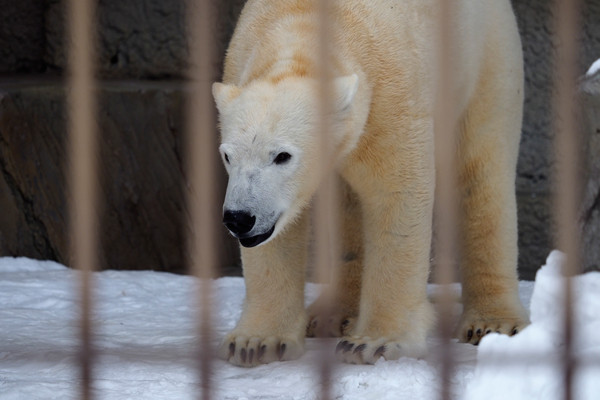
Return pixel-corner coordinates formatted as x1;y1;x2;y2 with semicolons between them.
212;82;240;111
333;74;358;112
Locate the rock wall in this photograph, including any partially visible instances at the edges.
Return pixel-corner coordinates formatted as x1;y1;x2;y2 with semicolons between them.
579;71;600;273
0;0;245;273
0;0;598;277
0;0;46;73
513;0;600;277
0;79;238;272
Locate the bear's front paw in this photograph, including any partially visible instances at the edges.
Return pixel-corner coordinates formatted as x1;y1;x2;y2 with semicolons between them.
334;336;427;364
456;308;530;345
218;333;305;367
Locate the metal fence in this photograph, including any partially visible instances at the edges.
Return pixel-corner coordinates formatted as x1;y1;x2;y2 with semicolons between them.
66;0;588;399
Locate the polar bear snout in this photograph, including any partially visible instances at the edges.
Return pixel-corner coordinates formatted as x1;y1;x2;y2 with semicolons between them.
223;210;256;236
223;209;278;248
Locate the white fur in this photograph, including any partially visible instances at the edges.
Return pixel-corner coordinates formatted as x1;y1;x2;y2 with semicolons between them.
215;75;359;243
214;0;529;367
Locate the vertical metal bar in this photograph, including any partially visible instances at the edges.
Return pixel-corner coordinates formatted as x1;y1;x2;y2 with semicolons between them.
185;1;217;399
434;1;459;399
315;0;338;398
66;0;98;399
552;0;582;399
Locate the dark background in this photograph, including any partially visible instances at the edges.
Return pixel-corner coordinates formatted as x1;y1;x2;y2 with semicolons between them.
0;0;599;279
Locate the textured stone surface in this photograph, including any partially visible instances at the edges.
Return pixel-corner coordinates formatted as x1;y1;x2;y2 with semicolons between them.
0;0;46;73
44;0;247;79
0;80;68;262
512;0;600;276
579;71;600;273
0;79;236;272
512;0;560;278
45;0;187;77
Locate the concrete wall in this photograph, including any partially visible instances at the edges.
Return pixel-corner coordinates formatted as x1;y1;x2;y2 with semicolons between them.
0;0;598;277
513;0;600;278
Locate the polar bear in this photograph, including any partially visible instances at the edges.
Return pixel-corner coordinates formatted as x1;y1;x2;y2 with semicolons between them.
213;0;529;367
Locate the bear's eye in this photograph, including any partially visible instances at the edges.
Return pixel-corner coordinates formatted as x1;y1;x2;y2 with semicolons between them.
274;152;292;165
224;153;230;164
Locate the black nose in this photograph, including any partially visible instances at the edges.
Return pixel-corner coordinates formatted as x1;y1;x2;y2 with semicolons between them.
223;210;256;236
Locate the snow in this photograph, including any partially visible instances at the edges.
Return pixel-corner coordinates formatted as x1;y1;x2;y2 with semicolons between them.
464;251;600;400
586;58;600;76
1;251;598;400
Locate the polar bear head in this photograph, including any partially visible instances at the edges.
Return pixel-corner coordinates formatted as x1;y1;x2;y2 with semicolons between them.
213;75;359;247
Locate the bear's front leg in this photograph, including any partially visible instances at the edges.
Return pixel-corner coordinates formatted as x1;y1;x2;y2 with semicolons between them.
218;211;309;367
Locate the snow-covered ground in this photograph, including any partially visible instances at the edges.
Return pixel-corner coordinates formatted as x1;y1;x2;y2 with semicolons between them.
0;251;598;400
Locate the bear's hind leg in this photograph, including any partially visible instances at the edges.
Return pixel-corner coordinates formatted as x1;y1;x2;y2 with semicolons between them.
455;29;529;344
306;179;362;337
456;124;530;344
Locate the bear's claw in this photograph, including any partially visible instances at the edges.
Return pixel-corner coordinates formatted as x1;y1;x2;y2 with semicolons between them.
457;311;529;345
460;322;524;345
335;336;425;364
218;334;303;367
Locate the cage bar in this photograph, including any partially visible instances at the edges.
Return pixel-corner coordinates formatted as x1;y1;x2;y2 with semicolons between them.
185;1;219;399
66;0;99;399
433;0;460;399
313;0;339;398
551;0;583;399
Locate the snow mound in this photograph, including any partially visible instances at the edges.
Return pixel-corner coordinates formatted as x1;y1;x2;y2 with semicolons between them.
464;250;600;400
586;58;600;76
0;252;598;399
